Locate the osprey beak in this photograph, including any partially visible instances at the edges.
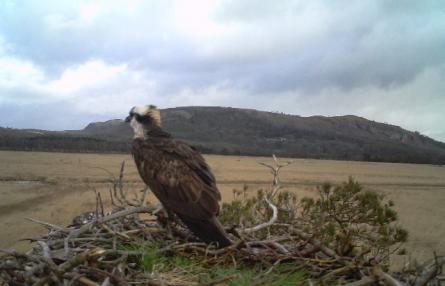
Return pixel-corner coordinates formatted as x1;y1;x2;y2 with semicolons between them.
125;115;132;123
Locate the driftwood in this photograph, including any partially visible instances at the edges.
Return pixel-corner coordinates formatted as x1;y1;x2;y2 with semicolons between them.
0;157;443;285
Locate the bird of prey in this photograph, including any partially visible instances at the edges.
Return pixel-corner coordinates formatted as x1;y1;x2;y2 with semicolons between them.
125;105;231;247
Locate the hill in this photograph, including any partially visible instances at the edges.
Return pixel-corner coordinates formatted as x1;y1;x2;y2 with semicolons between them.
1;106;445;164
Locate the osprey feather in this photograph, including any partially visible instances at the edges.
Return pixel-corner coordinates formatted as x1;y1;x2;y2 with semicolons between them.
125;105;231;247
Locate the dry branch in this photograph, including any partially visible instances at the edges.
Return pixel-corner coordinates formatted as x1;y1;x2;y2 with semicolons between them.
242;197;278;234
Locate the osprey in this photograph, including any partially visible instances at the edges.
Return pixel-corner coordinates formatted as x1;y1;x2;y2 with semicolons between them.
125;105;231;247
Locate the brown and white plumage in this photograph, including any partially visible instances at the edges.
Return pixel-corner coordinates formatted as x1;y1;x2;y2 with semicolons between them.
126;105;231;247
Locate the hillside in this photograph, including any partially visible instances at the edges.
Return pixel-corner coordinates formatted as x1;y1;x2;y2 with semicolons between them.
1;106;445;164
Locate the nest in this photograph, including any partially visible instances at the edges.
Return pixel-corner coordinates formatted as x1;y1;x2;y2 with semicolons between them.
1;158;444;285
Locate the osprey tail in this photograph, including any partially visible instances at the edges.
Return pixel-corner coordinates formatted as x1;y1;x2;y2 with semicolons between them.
177;215;231;248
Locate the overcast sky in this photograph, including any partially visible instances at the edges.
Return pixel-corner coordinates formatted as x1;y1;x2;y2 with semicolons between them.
0;0;444;142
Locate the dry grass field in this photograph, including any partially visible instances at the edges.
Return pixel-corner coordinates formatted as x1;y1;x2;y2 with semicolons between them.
1;150;444;267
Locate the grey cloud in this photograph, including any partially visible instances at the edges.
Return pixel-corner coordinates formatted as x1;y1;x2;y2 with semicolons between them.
0;1;183;73
0;0;444;141
1;0;444;94
209;0;445;93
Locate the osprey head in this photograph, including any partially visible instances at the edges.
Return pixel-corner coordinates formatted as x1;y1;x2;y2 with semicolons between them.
125;105;161;138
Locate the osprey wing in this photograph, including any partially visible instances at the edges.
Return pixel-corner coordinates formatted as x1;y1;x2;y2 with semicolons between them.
132;138;221;220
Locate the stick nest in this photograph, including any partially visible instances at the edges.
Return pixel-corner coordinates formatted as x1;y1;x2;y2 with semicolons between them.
0;158;444;286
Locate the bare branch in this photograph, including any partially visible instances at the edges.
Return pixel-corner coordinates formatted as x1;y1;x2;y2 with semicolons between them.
242;197;278;234
371;264;405;286
25;217;68;232
414;256;445;286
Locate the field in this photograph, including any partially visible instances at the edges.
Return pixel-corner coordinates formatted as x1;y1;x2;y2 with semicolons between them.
1;150;444;267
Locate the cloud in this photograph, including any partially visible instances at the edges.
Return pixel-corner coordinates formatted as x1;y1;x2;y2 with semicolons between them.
207;1;445;93
0;0;444;141
0;52;48;104
44;2;103;30
48;60;127;95
0;56;45;89
2;1;443;92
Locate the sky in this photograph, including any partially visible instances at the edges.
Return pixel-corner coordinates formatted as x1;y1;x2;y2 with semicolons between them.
0;0;444;142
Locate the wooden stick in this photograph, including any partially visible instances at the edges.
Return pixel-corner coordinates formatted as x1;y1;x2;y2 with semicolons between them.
25;217;69;232
242;197;278;233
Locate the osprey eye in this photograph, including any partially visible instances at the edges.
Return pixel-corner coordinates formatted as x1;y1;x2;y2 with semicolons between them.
125;114;133;122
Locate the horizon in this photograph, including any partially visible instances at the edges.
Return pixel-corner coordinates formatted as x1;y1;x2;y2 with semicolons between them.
0;1;444;141
2;105;444;144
